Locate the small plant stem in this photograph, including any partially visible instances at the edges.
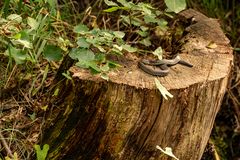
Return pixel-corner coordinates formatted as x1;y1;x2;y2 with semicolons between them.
0;131;14;158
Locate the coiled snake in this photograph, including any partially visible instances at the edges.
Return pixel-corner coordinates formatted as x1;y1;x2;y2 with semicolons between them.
138;55;193;76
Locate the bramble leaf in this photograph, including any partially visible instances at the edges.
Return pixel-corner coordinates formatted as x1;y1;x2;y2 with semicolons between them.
73;24;89;34
164;0;186;13
43;45;63;61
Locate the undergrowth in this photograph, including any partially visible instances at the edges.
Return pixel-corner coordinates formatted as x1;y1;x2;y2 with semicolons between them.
0;0;186;159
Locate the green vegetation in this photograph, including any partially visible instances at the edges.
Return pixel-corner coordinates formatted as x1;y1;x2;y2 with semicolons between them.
0;0;186;159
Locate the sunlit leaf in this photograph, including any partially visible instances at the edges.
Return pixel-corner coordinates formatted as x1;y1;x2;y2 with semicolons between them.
13;33;21;39
73;24;89;34
108;60;121;68
95;45;106;52
53;88;59;96
138;3;153;15
122;44;137;52
88;62;101;73
140;38;151;46
69;48;95;61
153;47;163;60
206;41;218;49
154;78;173;100
104;6;121;12
113;31;125;38
43;45;63;61
144;15;158;24
11;39;33;49
164;0;186;13
121;15;142;26
100;64;110;72
104;0;118;6
117;0;135;8
111;48;123;55
136;30;148;37
95;53;106;62
140;26;149;31
113;44;123;51
7;14;22;23
131;17;142;26
77;37;90;48
27;17;39;30
62;71;72;80
6;46;29;64
41;105;48;111
101;73;109;81
28;112;36;120
34;144;49;160
156;146;179;160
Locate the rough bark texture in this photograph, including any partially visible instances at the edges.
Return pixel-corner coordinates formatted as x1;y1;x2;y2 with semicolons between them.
42;9;233;160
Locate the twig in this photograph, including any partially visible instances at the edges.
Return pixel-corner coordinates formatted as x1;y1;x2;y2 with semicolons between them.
0;130;14;158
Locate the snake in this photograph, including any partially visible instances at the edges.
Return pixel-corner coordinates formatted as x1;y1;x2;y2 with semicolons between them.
138;55;193;76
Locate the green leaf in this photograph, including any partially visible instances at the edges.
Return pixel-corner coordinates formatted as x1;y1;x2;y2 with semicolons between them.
6;46;29;64
113;31;125;39
28;112;36;120
89;62;101;73
138;3;153;15
140;38;151;46
43;45;63;61
104;0;118;6
108;60;121;68
13;33;21;39
100;64;110;72
153;47;163;60
62;71;72;80
95;53;106;62
104;6;122;12
136;30;148;37
164;0;186;13
53;88;59;96
11;39;33;49
117;0;135;8
77;37;90;48
111;48;123;55
234;48;240;51
157;19;168;27
100;73;109;81
144;15;158;24
73;24;89;34
103;31;114;39
94;44;106;52
34;144;49;160
140;26;149;31
122;44;137;52
113;44;123;51
70;48;96;69
27;17;39;30
69;48;95;61
131;17;142;26
154;78;173;100
7;14;22;23
121;15;142;26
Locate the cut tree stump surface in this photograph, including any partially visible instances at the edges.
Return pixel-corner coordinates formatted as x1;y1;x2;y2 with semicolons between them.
71;9;232;90
43;9;233;160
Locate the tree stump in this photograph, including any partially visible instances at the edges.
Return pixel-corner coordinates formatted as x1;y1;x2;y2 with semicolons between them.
42;9;233;160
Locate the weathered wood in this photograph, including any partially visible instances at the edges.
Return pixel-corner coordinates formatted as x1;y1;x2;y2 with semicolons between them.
42;9;233;160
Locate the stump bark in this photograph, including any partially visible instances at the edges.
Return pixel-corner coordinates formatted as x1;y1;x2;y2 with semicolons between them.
42;9;233;160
